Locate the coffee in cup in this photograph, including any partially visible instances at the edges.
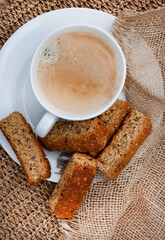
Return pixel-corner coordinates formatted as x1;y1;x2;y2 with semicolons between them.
37;31;116;117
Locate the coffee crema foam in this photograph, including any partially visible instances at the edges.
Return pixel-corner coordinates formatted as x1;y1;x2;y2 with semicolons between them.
37;32;116;116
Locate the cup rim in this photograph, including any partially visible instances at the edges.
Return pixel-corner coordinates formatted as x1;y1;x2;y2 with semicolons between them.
30;24;126;120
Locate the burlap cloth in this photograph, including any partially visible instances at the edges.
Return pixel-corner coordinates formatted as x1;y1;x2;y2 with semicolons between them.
0;1;165;239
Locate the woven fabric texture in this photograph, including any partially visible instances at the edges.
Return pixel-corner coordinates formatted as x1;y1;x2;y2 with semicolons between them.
0;1;165;240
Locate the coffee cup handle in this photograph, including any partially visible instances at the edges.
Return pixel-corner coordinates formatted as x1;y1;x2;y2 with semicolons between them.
35;112;58;138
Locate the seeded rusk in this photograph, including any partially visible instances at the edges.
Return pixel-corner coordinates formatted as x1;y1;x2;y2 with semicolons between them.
0;112;51;185
99;99;131;142
48;153;96;219
39;118;107;157
97;110;152;180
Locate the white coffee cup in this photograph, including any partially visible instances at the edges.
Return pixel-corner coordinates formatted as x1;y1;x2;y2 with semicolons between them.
30;25;126;138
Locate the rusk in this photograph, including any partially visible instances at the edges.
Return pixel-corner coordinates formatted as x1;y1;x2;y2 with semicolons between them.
39;118;107;157
0;112;51;184
97;110;152;180
48;153;96;218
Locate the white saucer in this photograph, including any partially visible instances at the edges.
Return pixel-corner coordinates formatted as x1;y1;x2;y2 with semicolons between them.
0;8;122;183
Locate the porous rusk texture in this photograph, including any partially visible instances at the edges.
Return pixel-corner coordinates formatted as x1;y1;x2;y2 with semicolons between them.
89;100;131;157
0;112;51;184
39;118;107;157
99;99;132;142
48;153;96;219
97;110;152;180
